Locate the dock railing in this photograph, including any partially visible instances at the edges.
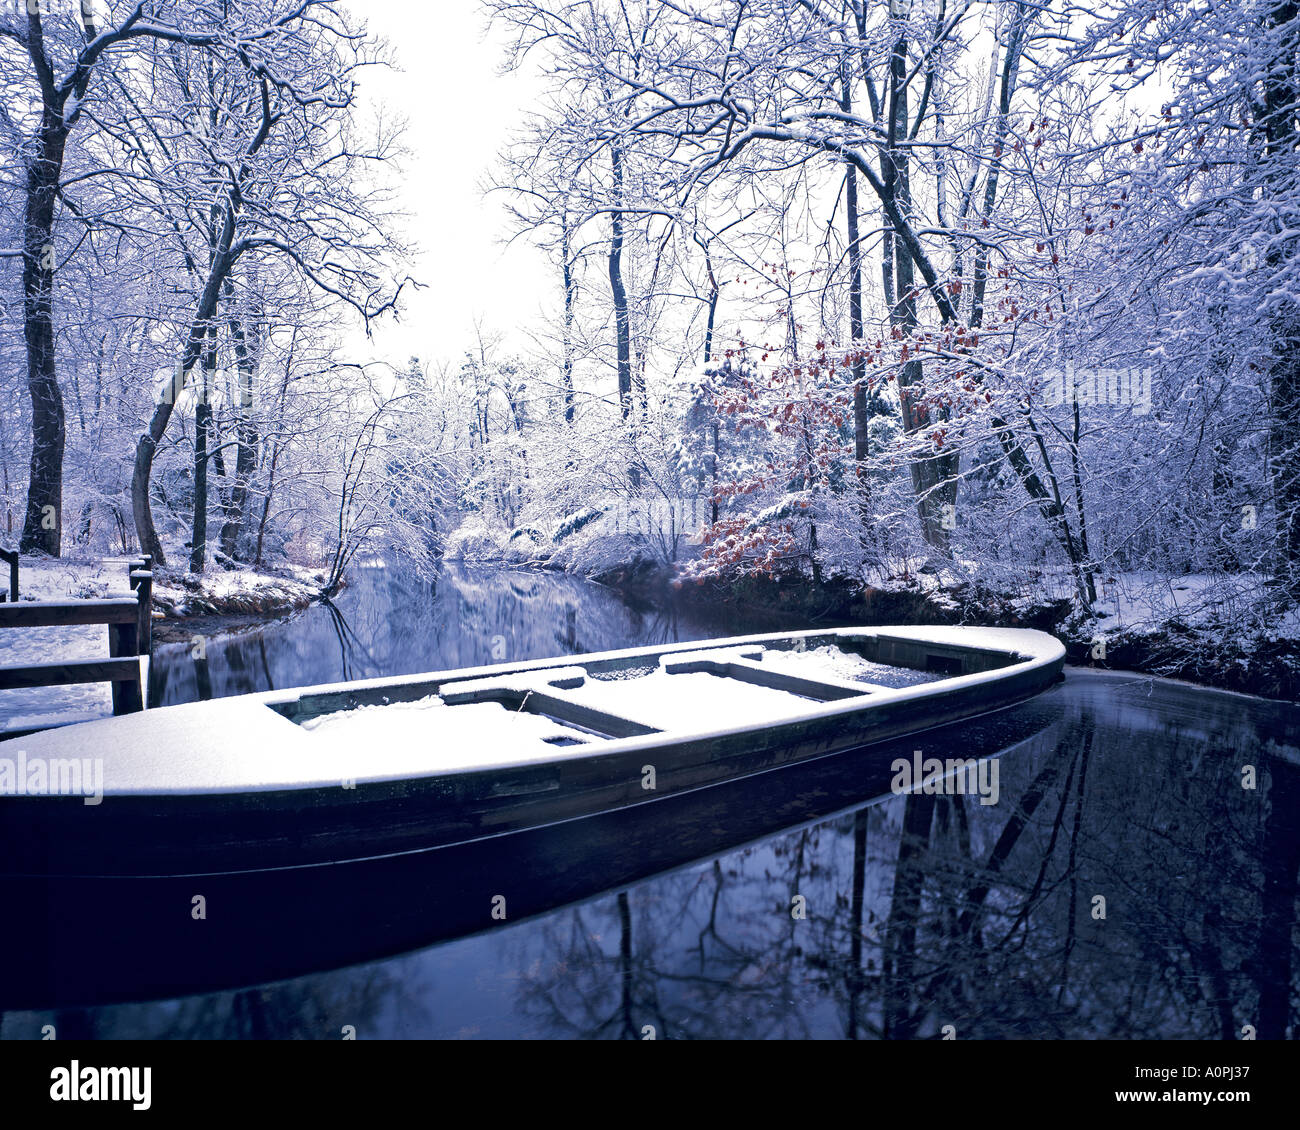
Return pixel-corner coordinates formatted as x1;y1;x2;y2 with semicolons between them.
0;554;154;728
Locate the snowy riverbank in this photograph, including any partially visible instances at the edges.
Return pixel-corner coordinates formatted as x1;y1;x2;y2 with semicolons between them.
448;511;1300;693
603;562;1300;702
149;563;326;643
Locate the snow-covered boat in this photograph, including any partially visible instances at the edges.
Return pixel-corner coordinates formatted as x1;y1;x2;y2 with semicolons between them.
0;626;1064;877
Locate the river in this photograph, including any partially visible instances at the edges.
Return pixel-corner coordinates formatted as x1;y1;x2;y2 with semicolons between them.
149;562;746;706
2;563;1297;1039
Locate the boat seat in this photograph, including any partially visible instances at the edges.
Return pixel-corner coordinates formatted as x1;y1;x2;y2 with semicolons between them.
657;646;882;701
435;645;898;739
437;668;660;739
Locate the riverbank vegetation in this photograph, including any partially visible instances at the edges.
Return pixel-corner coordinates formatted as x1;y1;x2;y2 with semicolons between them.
456;0;1300;693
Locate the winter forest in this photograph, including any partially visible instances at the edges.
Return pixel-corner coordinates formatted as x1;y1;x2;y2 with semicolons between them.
4;0;1300;685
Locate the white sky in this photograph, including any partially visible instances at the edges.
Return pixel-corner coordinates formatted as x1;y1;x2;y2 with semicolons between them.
344;0;553;369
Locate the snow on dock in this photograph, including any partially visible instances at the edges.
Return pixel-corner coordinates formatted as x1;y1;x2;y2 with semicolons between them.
0;558;132;726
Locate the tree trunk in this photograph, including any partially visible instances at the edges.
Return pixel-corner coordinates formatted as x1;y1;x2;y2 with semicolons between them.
17;3;119;557
190;383;210;572
560;212;576;424
132;230;235;565
844;132;872;547
702;249;721;525
19;121;68;556
189;325;218;573
132;393;177;566
609;178;633;415
883;26;956;550
608;141;640;491
220;291;260;561
710;421;720;525
703;288;719;364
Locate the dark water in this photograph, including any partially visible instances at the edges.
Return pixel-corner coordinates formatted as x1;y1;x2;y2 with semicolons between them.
149;563;735;706
2;568;1298;1039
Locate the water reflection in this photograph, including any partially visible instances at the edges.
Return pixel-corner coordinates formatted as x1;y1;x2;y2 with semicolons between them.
152;563;734;706
2;672;1296;1039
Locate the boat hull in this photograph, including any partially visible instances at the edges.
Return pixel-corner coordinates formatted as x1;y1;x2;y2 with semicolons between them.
0;626;1065;877
0;691;1068;1010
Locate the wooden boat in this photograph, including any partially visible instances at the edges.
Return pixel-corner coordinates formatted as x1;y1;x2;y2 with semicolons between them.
0;688;1068;1011
0;625;1064;877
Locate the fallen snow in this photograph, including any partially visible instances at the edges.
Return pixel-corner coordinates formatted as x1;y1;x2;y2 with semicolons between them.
151;565;319;617
1087;571;1273;632
564;668;820;731
301;695;591;755
759;645;942;689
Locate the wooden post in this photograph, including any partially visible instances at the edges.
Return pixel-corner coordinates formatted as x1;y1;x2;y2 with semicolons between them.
108;555;148;715
0;548;17;601
129;558;153;711
107;616;142;716
135;557;153;656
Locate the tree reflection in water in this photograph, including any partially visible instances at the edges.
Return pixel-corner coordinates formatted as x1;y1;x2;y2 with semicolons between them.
503;677;1297;1040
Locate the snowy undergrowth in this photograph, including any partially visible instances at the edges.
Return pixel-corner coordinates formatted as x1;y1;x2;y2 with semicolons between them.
938;567;1300;698
445;510;667;577
151;562;323;619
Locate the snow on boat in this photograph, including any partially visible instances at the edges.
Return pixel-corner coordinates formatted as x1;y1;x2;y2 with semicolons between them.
0;626;1064;877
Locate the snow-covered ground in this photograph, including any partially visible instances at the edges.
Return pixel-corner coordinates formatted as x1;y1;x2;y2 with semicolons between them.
151;563;323;618
881;561;1298;636
1085;571;1291;634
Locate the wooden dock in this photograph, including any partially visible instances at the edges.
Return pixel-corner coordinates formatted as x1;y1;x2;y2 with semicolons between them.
0;554;154;737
